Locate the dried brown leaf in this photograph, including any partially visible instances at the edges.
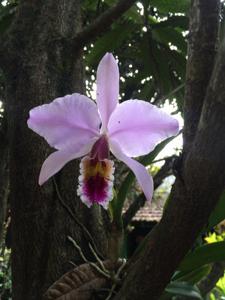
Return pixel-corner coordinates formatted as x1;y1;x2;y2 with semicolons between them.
44;260;121;300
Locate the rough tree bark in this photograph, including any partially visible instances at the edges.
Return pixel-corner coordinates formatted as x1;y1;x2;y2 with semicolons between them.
1;1;107;299
183;0;219;155
0;1;136;299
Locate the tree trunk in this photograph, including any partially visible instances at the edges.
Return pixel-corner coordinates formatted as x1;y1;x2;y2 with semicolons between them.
2;2;109;299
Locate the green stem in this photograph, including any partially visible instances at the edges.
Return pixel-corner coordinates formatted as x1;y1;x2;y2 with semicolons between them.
108;221;124;263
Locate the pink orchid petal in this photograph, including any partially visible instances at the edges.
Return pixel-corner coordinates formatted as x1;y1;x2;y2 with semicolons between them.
39;141;95;185
110;140;153;201
28;93;100;150
108;100;179;157
96;53;119;131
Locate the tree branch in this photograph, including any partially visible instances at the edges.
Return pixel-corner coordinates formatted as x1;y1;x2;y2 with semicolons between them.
72;0;136;50
122;156;176;228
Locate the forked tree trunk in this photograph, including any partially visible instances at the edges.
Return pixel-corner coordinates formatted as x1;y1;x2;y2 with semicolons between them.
1;1;109;299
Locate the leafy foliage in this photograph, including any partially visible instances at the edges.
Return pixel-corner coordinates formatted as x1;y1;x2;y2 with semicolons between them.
149;0;191;13
84;1;188;109
165;281;203;299
210;274;225;300
207;191;225;231
0;247;11;300
178;242;225;273
0;1;17;35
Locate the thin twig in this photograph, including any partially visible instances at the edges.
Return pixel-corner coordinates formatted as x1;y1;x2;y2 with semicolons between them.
53;177;104;259
152;83;185;106
68;236;111;279
88;242;109;275
67;236;88;263
68;260;77;267
116;259;126;276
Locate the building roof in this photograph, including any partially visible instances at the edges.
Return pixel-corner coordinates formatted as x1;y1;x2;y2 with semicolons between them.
123;200;163;222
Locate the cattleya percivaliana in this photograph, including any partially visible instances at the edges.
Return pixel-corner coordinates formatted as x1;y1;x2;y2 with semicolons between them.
28;53;179;209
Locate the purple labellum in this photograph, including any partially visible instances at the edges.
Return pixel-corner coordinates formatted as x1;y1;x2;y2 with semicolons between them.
77;156;114;209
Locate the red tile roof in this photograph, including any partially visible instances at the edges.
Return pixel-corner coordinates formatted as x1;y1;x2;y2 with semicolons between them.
123;200;163;222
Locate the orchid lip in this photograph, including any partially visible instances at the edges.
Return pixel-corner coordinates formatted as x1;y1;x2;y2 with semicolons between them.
77;134;115;208
77;156;114;208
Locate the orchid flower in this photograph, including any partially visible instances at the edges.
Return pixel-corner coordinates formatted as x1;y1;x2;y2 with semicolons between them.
27;53;179;209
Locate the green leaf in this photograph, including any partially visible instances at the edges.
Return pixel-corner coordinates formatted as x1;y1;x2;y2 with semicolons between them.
0;2;16;34
165;281;203;299
207;191;225;230
138;79;155;100
168;49;186;78
150;0;191;13
172;264;211;285
82;0;97;10
139;32;186;96
140;33;172;94
151;16;189;30
86;22;135;66
139;33;158;79
124;4;143;23
152;27;187;54
179;241;225;273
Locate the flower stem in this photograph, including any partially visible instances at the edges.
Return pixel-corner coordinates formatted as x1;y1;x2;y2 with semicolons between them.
108;221;124;263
